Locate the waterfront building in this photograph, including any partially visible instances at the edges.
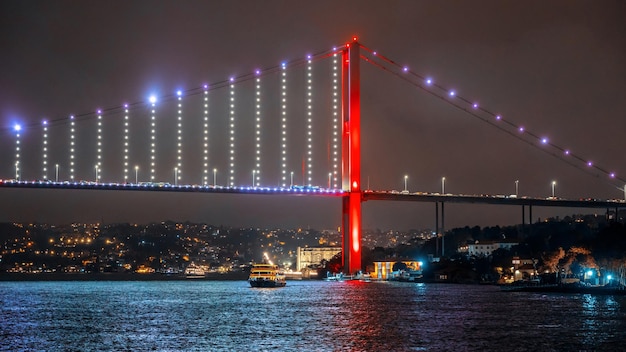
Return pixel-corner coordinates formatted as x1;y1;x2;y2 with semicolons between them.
371;260;422;280
296;246;340;271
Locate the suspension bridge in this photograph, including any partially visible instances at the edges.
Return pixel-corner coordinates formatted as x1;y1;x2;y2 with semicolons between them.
2;37;625;274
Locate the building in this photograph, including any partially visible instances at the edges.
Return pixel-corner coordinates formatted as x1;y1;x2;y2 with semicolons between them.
371;260;422;280
465;240;519;257
296;246;340;271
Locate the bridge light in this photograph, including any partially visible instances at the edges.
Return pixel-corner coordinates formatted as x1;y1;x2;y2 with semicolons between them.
280;62;288;187
149;95;157;104
331;51;339;188
425;78;433;85
587;161;593;167
229;80;236;186
42;120;48;180
123;104;129;182
97;109;102;181
15;123;21;180
518;126;524;133
177;89;183;183
255;73;262;186
403;66;409;72
306;55;313;186
69;115;75;180
203;86;209;185
541;138;548;144
495;115;501;120
449;90;455;97
150;98;157;181
472;103;479;109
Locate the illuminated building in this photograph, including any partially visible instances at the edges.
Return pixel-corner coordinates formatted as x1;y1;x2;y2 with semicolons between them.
296;246;340;271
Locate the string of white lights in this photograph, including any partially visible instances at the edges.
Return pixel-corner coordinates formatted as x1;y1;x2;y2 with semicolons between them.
255;72;261;186
42;120;48;180
203;85;209;185
123;104;129;183
96;110;102;181
14;124;21;181
332;51;339;188
69;116;75;181
150;96;157;182
177;91;183;183
306;56;313;186
229;79;235;187
281;63;288;187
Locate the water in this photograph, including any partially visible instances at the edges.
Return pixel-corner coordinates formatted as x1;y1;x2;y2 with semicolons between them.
1;280;625;351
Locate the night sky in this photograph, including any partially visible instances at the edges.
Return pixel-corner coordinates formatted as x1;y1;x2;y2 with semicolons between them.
1;1;625;231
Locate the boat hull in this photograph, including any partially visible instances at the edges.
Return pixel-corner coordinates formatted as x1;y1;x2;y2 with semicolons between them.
249;279;286;288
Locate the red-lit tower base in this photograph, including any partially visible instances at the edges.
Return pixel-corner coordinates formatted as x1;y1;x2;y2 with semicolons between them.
341;38;362;274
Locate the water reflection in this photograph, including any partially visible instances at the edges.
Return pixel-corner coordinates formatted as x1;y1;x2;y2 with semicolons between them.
1;281;626;351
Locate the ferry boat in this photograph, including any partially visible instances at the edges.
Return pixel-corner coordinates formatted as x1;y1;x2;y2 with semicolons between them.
248;263;286;288
184;263;207;279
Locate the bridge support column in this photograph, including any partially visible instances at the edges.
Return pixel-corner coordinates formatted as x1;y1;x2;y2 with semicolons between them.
435;202;439;256
341;37;362;275
529;205;533;238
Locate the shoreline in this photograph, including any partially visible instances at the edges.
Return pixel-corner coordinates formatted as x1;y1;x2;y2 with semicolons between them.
0;271;249;281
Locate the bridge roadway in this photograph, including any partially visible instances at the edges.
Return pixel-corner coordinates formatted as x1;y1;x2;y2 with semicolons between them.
1;180;625;209
363;190;626;209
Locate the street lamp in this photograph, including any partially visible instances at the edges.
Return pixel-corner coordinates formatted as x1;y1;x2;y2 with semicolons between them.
404;175;408;192
515;180;519;197
213;168;217;186
551;180;556;198
135;166;139;184
55;164;59;183
442;177;446;194
290;171;294;188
